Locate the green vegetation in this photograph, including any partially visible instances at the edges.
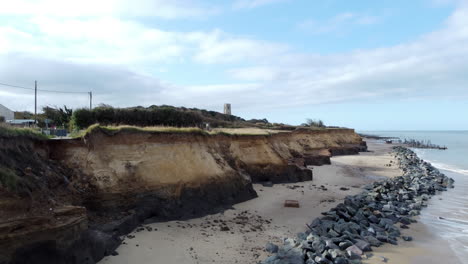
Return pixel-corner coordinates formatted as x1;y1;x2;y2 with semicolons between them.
14;111;34;120
42;106;73;128
0;124;50;139
0;167;18;192
70;105;266;130
71;106;204;130
303;118;326;128
12;104;327;135
80;124;209;137
74;124;282;138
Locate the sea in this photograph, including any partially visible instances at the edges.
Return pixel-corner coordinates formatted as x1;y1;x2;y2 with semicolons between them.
362;131;468;262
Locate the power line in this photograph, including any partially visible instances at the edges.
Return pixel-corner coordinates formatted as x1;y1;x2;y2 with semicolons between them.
0;81;89;94
0;82;32;91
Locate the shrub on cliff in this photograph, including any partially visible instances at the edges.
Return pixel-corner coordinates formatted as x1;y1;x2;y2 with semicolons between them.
304;118;325;128
70;106;205;129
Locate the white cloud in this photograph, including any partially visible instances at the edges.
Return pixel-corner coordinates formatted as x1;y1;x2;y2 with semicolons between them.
0;0;219;19
298;12;380;34
191;30;289;64
233;0;287;9
0;16;289;69
0;1;467;118
226;4;468;108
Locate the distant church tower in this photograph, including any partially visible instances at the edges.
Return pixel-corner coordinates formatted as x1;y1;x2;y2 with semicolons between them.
224;103;231;115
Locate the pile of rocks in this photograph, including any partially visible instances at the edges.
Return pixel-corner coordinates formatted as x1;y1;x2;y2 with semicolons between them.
262;146;454;264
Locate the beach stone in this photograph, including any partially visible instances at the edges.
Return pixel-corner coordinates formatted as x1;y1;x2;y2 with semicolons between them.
276;248;304;264
346;245;362;259
315;256;332;264
339;241;353;250
399;217;411;225
261;146;455;264
368;215;379;224
379;256;389;263
262;255;279;263
266;242;279;253
325;239;340;250
379;218;394;227
387;238;398;245
402;236;413;241
298;232;308;240
312;240;326;253
354;239;372;252
328;229;340;237
376;235;388;243
328;248;344;259
334;257;349;264
382;204;394;212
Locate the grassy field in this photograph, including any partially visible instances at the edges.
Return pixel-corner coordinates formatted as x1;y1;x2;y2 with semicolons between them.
0;124;50;140
74;124;292;138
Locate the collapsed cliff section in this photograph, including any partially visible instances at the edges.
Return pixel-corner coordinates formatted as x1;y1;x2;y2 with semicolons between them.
0;127;366;264
0;135;95;264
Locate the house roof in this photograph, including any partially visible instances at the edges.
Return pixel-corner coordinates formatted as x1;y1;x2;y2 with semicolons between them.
6;119;35;124
0;104;13;112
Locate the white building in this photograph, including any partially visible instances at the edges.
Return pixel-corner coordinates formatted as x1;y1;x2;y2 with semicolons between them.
224;103;231;115
0;104;14;121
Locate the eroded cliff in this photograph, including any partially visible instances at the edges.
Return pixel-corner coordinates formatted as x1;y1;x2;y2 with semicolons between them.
0;127;366;264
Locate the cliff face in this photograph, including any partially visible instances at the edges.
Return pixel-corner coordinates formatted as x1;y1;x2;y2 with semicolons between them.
0;128;366;264
50;128;365;194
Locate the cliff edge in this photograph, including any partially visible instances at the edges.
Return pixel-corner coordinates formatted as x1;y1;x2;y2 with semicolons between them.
0;127;366;264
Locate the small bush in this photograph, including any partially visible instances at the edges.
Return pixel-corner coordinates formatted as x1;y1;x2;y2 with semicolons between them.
304;118;326;128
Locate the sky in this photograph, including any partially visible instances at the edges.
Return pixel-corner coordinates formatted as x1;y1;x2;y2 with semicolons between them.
0;0;467;130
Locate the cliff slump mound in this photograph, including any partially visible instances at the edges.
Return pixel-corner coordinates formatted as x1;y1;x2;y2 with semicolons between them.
0;136;93;264
0;126;366;264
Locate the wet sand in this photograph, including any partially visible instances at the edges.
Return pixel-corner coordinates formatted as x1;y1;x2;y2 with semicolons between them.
99;140;459;264
365;221;461;264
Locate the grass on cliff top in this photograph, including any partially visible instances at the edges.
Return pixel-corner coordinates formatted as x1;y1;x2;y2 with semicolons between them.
0;124;50;140
75;124;288;138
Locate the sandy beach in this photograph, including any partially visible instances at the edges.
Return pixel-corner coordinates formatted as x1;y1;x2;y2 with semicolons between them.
99;140;459;264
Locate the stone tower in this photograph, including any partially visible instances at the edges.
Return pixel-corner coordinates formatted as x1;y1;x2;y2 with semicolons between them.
224;103;231;115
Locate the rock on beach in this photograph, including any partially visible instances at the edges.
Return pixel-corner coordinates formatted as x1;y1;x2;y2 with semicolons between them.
262;146;454;264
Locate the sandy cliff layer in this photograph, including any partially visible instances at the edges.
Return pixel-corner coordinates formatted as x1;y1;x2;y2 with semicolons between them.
49;128;365;194
0;127;366;264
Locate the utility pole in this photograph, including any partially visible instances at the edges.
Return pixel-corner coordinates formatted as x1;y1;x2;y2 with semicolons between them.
34;80;37;126
89;91;92;110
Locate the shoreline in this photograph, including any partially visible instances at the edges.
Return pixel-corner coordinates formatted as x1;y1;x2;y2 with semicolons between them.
98;140;401;264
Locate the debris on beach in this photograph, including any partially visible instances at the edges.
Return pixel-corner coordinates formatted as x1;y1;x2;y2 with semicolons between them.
262;146;454;264
284;200;300;208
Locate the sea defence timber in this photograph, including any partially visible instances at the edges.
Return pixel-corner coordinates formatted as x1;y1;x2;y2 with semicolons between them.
0;127;366;264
